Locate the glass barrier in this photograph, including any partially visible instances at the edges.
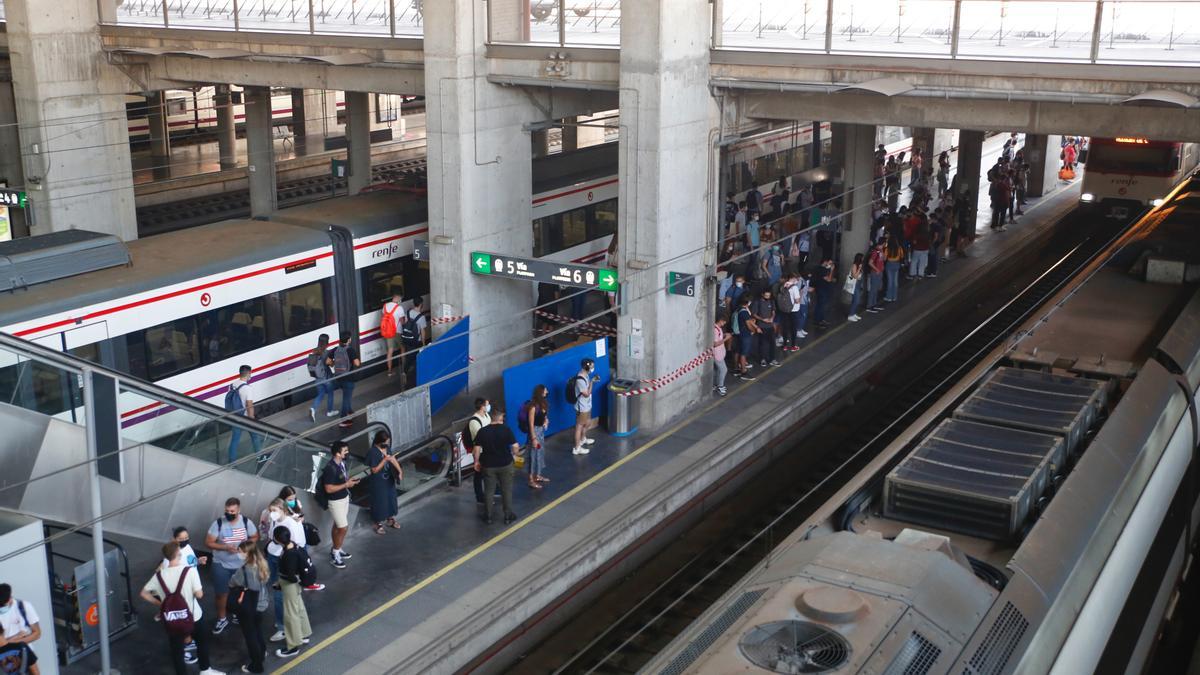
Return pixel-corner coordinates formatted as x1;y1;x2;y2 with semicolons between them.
1097;0;1200;63
958;0;1096;60
562;1;621;46
722;0;830;51
830;0;955;55
105;0;422;36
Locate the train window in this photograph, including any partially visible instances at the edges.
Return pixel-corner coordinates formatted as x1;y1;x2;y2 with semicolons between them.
68;342;101;365
144;318;200;381
281;281;329;339
587;198;618;242
561;209;588;252
533;214;561;258
166;97;189;116
209;299;268;360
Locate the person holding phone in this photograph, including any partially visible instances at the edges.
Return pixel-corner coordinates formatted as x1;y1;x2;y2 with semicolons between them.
572;358;600;455
365;430;403;535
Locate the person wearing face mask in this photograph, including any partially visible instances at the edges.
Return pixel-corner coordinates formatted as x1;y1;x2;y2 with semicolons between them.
278;485;304;521
140;543;224;675
572;358;599;455
228;541;270;673
466;398;492;505
366;430;404;535
205;497;258;635
723;275;747;311
160;526;207;665
0;584;44;675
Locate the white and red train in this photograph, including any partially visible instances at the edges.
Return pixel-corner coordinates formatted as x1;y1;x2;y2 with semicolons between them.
1081;137;1199;215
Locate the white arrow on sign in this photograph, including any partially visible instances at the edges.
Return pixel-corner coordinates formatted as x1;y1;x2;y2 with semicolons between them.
475;258;488;270
601;273;614;285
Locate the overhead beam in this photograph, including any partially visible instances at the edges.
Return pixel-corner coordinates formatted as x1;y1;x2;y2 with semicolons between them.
740;91;1200;143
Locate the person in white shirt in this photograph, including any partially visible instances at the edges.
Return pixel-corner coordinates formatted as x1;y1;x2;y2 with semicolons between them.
140;542;224;675
0;584;42;675
572;358;599;455
262;498;320;643
161;526;207;570
226;365;263;464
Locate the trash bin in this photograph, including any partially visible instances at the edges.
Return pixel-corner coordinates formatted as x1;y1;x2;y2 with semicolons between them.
607;378;640;437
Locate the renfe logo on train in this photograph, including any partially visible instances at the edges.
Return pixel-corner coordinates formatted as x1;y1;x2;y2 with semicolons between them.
371;242;402;260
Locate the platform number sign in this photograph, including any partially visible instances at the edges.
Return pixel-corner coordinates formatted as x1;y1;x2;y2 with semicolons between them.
0;189;26;208
413;239;429;262
667;271;696;297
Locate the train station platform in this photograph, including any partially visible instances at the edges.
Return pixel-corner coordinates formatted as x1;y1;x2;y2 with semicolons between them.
61;161;1083;674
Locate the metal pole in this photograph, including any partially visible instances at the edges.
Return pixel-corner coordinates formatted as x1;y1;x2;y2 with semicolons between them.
161;0;170;27
233;0;241;30
83;369;114;675
950;0;961;57
824;0;834;52
558;0;567;46
389;0;396;37
1090;0;1103;62
309;0;315;33
712;0;724;47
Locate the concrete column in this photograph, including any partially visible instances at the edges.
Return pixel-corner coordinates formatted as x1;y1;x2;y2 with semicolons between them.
832;123;876;278
1022;133;1062;198
245;86;277;217
298;89;331;153
426;0;541;386
531;128;550;158
561;118;579;152
6;0;136;240
617;0;715;429
214;85;237;170
955;129;984;204
0;80;29;238
345;91;372;195
290;89;309;156
146;92;172;179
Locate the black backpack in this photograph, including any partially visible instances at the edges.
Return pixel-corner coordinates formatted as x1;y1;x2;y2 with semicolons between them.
295;547;318;586
157;568;195;638
400;311;420;342
313;471;330;511
565;375;584;404
517;400;532;433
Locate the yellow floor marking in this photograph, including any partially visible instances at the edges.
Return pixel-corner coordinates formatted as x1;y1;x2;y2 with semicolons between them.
276;325;845;672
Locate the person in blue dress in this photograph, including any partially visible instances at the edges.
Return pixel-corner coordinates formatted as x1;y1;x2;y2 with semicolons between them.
365;430;403;535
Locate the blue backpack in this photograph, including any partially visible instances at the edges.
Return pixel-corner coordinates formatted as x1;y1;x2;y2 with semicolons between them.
224;382;247;414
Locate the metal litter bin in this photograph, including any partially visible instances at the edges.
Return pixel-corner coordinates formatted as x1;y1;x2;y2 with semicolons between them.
607;379;640;437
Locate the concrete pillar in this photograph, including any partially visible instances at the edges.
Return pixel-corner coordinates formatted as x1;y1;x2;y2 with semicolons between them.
297;89;331;154
146;92;172;179
561;119;579;152
6;0;137;240
955;129;984;205
214;85;237;170
426;0;541;385
245;86;277;217
832;123;876;278
1022;133;1062;198
531;128;550;158
345;91;372;195
0;80;29;238
617;0;714;429
290;89;309;156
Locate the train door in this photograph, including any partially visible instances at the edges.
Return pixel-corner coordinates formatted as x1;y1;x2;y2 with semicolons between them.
327;226;361;346
0;321;110;424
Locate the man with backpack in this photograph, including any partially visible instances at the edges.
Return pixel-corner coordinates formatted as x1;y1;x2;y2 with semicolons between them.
205;497;258;636
401;298;428;381
307;334;336;423
140;542;223;675
380;294;405;378
570;358;599;455
273;527;314;658
464;398;492;504
225;365;263;464
327;333;360;429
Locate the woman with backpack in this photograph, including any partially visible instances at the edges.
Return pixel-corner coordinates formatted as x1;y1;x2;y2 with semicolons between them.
140;541;221;675
229;540;270;673
365;430;403;534
522;385;551;488
273;527;313;659
307;334;334;424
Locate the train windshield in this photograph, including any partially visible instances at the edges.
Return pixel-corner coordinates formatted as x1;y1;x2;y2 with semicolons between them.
1088;141;1176;175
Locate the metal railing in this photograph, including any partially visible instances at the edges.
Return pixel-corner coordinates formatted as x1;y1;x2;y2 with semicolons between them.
717;0;1200;65
106;0;423;36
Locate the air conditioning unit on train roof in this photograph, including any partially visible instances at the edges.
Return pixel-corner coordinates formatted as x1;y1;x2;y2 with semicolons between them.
674;531;997;674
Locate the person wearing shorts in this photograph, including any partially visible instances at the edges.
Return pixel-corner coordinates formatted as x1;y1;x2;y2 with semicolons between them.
320;442;359;569
204;496;257;635
572;358;598;455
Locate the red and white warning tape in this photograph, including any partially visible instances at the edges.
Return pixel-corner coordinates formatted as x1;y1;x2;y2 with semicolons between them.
431;314;467;326
618;348;716;397
534;309;617;336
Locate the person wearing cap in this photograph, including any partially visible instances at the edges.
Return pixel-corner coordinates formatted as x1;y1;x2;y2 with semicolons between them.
572;358;599;455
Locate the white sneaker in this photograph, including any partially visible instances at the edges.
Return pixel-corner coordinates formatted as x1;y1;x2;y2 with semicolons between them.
799;330;808;338
572;446;589;455
848;315;861;322
199;669;226;675
582;438;595;446
270;630;286;643
325;410;339;418
308;408;316;422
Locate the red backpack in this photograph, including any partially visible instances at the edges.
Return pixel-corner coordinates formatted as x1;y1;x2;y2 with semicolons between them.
157;567;195;637
380;304;399;339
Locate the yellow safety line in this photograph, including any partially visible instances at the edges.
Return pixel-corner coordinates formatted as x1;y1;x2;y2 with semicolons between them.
275;326;843;673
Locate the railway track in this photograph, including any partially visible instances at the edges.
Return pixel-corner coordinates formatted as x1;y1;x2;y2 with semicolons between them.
136;156;428;236
519;212;1135;675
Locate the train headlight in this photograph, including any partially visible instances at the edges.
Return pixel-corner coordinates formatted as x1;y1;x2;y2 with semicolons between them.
1150;198;1164;207
1081;192;1095;202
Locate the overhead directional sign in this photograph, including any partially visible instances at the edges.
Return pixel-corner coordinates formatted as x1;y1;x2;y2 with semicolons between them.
470;251;618;291
0;189;26;209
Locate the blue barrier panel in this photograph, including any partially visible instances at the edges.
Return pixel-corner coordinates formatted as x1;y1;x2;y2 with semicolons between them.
502;338;610;443
417;317;470;414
